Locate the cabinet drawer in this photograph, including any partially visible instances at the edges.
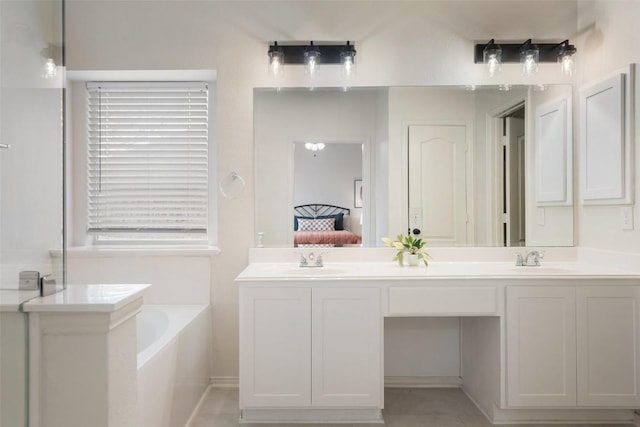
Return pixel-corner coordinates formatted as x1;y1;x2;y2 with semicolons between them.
388;287;498;316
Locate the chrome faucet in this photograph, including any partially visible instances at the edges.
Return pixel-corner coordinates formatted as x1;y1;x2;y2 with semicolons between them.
516;250;544;266
299;252;323;268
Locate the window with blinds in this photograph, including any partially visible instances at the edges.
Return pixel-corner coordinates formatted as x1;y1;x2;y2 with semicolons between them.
86;82;209;242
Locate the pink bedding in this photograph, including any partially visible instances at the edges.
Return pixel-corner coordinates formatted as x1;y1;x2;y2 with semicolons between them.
294;230;362;246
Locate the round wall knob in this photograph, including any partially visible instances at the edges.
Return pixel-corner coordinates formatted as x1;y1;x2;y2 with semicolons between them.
412;228;421;235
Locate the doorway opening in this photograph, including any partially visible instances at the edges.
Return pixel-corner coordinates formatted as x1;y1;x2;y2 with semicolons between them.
499;104;526;247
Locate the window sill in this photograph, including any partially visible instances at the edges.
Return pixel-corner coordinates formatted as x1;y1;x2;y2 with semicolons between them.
65;246;221;258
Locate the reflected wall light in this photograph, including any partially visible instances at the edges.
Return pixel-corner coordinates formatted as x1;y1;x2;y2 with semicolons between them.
267;41;357;82
40;43;62;80
474;39;577;77
304;142;325;151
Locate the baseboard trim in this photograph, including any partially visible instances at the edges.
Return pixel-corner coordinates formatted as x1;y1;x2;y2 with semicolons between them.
210;376;239;388
184;384;212;427
384;376;461;388
240;408;383;424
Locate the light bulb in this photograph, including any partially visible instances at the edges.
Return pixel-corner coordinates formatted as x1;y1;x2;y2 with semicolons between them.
560;54;574;76
42;58;57;79
482;40;502;77
268;43;284;79
304;43;321;78
342;55;354;77
306;54;318;77
520;44;539;77
269;55;283;78
522;54;537;76
487;54;501;77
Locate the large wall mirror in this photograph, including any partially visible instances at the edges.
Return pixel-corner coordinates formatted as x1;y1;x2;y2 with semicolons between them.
254;85;573;248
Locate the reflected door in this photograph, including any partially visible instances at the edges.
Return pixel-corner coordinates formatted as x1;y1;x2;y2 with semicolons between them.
408;124;470;246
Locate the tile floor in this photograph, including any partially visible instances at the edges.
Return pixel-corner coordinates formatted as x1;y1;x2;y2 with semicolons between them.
190;387;635;427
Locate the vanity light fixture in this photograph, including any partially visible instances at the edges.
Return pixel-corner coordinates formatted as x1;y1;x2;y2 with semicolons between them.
340;41;356;78
40;43;62;80
304;42;321;77
483;39;502;77
266;41;357;79
557;40;577;76
475;39;577;77
520;39;539;77
268;42;284;79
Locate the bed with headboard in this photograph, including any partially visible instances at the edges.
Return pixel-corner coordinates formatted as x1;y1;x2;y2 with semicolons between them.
294;204;362;247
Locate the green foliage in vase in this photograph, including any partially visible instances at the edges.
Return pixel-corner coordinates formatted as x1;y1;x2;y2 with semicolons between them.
382;233;431;267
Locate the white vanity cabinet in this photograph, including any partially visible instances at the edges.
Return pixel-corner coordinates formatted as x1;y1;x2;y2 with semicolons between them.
239;285;382;415
239;287;312;407
506;285;640;408
576;286;640;407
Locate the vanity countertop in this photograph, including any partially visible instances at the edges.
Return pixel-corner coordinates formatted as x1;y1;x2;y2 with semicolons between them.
23;284;151;313
236;261;640;282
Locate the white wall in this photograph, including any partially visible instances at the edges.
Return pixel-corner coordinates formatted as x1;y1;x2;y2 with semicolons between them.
65;0;580;379
575;1;640;254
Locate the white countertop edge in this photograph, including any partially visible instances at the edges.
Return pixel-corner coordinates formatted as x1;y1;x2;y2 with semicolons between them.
23;284;151;313
235;262;640;282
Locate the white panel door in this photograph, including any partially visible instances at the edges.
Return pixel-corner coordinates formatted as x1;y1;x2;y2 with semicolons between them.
576;286;640;407
240;287;311;408
312;287;382;407
506;286;577;407
408;124;470;245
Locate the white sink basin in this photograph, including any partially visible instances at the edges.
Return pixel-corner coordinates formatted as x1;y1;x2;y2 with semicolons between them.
508;266;575;274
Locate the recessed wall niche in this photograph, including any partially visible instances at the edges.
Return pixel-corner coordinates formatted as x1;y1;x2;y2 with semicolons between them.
580;64;636;205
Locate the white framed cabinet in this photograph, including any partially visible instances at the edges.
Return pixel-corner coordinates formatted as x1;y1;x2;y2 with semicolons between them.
506;285;640;408
506;286;577;407
239;285;382;419
239;287;312;407
576;286;640;406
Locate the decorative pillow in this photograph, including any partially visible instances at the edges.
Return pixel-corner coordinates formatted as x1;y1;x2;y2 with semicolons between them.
297;218;335;232
294;213;344;230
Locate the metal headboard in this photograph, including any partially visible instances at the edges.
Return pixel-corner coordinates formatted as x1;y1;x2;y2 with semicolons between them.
294;204;350;217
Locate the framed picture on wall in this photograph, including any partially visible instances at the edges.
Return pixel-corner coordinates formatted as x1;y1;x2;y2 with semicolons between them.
354;180;363;208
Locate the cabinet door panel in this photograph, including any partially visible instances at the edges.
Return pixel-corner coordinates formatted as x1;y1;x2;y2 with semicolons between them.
506;287;576;406
312;287;382;407
240;287;311;407
577;286;640;406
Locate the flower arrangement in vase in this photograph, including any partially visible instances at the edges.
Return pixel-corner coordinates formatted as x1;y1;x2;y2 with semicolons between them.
382;233;431;267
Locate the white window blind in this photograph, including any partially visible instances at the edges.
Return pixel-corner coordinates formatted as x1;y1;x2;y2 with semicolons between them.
86;82;209;242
